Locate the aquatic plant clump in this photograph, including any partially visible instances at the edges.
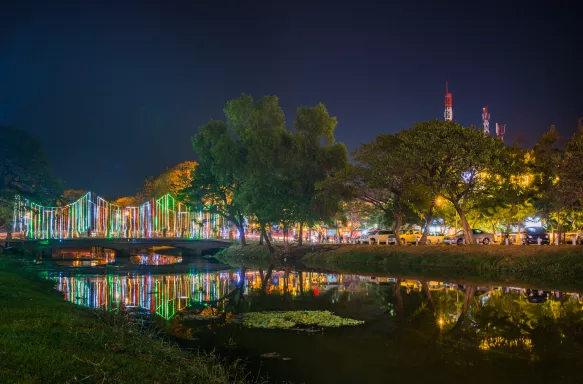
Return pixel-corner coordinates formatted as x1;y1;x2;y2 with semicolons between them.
242;311;364;329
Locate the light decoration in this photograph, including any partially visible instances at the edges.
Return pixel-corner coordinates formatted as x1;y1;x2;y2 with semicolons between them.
44;269;381;320
46;270;240;320
13;192;227;240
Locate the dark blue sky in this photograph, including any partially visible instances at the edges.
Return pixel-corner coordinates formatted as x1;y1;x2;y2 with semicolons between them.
1;0;580;198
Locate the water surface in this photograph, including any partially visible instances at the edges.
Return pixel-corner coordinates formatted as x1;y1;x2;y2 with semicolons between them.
38;254;583;383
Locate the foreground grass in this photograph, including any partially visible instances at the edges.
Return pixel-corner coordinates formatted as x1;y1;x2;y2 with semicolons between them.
0;257;262;384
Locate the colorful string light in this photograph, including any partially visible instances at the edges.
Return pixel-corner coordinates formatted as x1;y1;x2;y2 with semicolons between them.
12;192;226;240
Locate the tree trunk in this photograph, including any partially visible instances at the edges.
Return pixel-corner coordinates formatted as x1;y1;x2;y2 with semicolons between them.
260;222;275;253
298;222;304;246
392;211;403;245
259;231;264;245
419;204;434;245
453;202;474;244
236;221;246;246
557;211;563;244
471;212;479;229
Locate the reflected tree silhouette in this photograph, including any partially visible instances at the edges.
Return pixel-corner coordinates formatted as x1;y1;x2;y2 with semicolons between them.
449;285;476;335
393;279;405;325
259;264;275;291
421;281;436;314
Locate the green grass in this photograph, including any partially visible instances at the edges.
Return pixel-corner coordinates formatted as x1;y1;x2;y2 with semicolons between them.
216;243;333;264
216;244;276;260
0;256;263;384
302;244;583;288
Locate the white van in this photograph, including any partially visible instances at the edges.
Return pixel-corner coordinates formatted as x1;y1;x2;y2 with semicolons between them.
368;230;394;245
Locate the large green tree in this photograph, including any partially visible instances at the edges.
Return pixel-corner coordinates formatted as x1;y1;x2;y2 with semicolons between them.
323;134;418;245
225;95;293;252
187;118;248;245
530;125;566;238
187;96;347;249
477;144;535;243
289;104;348;245
0;126;62;238
395;120;505;244
547;122;583;238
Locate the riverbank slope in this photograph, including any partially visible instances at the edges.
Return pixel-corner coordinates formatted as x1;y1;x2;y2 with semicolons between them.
0;255;259;384
217;244;583;289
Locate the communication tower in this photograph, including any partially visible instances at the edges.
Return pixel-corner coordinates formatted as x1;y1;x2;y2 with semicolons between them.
496;123;506;141
482;106;490;136
444;81;453;122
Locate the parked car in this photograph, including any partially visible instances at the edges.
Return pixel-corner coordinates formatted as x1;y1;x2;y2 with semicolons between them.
386;229;421;245
443;229;495;245
426;232;445;245
565;230;583;245
496;232;519;244
387;230;444;245
368;230;394;245
397;229;422;244
521;227;550;245
358;230;378;244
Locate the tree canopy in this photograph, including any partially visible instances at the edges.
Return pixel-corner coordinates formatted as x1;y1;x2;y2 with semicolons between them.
0;126;62;234
186;95;347;249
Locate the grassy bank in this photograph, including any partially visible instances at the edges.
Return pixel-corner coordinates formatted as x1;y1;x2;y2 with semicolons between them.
216;243;583;290
302;244;583;286
214;243;323;268
0;256;261;384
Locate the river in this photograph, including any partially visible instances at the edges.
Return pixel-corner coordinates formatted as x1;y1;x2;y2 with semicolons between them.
35;248;583;383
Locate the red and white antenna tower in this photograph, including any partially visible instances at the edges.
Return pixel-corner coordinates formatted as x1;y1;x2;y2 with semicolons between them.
496;123;506;141
444;81;453;122
482;106;490;136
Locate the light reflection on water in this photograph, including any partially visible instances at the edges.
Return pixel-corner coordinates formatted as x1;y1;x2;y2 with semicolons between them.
46;270;386;318
130;254;183;265
52;247;116;267
50;248;185;267
44;268;583;321
42;266;583;382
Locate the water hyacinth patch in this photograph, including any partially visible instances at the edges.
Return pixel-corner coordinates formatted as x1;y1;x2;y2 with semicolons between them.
241;311;364;329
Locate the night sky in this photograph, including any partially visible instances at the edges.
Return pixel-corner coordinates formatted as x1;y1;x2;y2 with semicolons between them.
1;1;580;198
